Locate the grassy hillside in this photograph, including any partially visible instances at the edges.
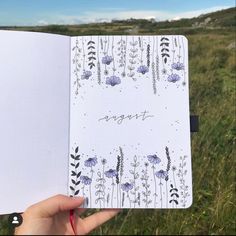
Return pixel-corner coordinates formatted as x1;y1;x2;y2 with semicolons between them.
0;7;235;35
0;7;235;235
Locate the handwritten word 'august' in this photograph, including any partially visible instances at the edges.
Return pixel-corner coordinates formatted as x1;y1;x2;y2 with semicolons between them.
98;110;154;125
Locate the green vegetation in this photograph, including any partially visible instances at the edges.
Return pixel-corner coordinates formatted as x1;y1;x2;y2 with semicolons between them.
0;7;235;235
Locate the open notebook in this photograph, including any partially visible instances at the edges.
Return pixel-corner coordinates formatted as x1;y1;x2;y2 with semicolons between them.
0;31;192;214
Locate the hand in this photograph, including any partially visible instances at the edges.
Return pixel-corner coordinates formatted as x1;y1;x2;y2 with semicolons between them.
15;194;120;235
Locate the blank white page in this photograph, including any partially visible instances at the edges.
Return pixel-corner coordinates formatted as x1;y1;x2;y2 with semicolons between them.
0;31;70;214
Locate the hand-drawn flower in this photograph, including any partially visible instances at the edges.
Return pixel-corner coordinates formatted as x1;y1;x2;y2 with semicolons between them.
105;169;117;178
106;76;121;86
171;62;184;70
137;65;149;74
162;68;167;75
167;73;181;83
147;154;161;164
102;55;113;65
80;175;92;185
121;182;134;192
121;72;126;77
172;166;177;171
155;170;168;179
101;158;107;165
84;157;97;167
81;70;92;80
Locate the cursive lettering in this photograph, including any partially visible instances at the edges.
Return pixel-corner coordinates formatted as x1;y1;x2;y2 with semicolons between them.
98;110;154;125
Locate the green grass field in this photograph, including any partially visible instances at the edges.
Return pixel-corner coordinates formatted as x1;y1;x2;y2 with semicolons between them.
0;9;235;235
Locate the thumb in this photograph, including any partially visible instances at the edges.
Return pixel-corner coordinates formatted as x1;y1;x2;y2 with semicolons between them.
26;194;84;217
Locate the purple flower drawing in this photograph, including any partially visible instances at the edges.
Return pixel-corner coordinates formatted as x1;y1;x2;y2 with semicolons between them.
106;76;121;86
121;182;134;192
102;55;113;65
137;65;149;74
105;169;117;178
80;176;92;185
171;62;184;71
81;70;92;80
155;170;168;179
167;73;181;83
84;157;97;167
147;154;161;165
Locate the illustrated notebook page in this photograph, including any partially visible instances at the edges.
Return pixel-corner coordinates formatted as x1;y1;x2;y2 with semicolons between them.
69;35;192;209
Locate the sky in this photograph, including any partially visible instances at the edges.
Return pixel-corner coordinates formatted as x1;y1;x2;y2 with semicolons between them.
0;0;234;26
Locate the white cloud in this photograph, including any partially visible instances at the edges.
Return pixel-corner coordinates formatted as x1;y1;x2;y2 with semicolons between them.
37;5;231;25
37;20;49;26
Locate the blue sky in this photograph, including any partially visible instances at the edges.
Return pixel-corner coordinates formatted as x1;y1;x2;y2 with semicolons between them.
0;0;234;26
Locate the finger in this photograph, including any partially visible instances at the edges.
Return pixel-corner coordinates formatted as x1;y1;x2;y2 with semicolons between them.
75;207;86;216
27;194;84;217
79;209;120;234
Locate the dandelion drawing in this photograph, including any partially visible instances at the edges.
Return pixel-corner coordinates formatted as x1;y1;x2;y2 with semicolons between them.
84;156;97;207
81;70;92;80
121;182;134;207
105;169;117;207
155;170;168;208
106;75;121;86
167;73;181;83
129;155;140;208
141;162;152;207
147;154;161;207
70;146;81;197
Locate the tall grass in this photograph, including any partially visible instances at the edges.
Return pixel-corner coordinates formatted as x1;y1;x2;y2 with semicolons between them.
0;31;235;235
